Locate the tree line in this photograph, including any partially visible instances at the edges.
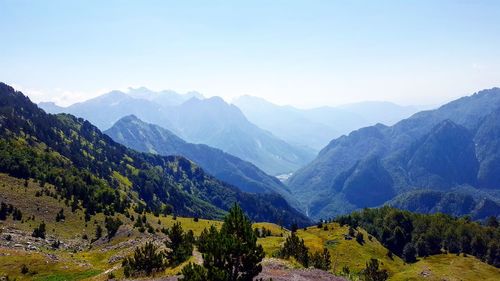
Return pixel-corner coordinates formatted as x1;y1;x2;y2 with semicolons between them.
336;206;500;267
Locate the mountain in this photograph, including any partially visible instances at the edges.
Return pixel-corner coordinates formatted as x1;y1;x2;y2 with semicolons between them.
233;96;420;151
39;91;171;130
232;96;340;150
161;96;315;175
288;88;500;220
1;82;310;226
126;87;204;107
37;101;65;113
104;115;298;207
41;92;315;175
336;101;421;127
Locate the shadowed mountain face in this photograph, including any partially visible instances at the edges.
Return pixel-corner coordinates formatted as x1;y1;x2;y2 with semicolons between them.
104;115;301;209
1;82;311;226
233;95;420;151
40;91;315;176
289;88;500;220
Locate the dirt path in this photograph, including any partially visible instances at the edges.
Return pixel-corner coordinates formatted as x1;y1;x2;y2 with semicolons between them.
255;258;347;281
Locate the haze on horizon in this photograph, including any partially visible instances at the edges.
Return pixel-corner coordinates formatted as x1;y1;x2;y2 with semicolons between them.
1;0;499;108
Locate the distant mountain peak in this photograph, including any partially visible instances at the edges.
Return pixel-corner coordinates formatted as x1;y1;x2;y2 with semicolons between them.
206;96;227;104
186;91;204;99
182;96;203;105
118;114;141;122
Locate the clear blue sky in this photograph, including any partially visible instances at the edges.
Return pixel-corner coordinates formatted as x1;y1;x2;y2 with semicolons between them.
1;0;499;107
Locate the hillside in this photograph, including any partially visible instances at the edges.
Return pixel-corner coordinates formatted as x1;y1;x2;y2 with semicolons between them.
104;115;299;209
40;92;315;175
288;88;500;220
0;82;310;226
1;173;498;280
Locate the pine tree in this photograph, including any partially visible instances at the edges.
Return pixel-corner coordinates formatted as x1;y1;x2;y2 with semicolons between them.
12;208;22;221
196;204;265;281
485;216;499;228
55;208;65;222
414;238;429;257
122;241;166;277
165;222;193;266
32;222;46;239
356;232;365;244
94;225;103;241
322;248;331;269
363;259;388;281
104;216;122;239
0;202;8;220
402;243;416;263
278;231;309;267
180;263;208;281
310;248;331;270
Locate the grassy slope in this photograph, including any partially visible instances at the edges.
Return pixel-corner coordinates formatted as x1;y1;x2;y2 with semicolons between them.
258;222;500;280
0;173;221;280
1;173;499;280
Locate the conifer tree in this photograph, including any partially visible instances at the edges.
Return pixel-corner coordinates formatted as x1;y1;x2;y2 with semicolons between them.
180;263;208;281
32;222;46;239
194;204;265;281
363;259;388;281
278;231;309;267
165;222;193;266
123;241;166;277
402;243;416;263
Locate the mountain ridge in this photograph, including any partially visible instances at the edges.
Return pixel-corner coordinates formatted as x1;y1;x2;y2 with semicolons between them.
40;90;315;175
288;88;500;220
233;95;420;150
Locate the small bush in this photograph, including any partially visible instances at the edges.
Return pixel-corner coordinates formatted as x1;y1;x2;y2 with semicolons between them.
122;242;166;277
21;264;29;274
32;222;46;239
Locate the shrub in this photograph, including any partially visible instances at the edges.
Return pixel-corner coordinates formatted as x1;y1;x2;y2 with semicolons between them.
32;222;46;239
55;208;65;222
122;242;166;277
104;217;122;239
21;264;29;274
310;248;331;270
356;232;365;244
94;225;103;242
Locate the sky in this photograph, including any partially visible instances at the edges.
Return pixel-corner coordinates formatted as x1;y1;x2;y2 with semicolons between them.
1;0;500;108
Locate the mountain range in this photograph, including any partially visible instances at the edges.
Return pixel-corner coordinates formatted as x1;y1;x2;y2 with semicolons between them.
0;82;310;226
40;89;315;175
288;88;500;220
37;85;500;221
233;95;421;151
104;114;300;209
